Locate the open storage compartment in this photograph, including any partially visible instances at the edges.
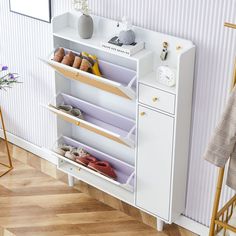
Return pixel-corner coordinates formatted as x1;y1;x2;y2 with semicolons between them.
41;48;137;100
54;136;135;192
47;93;136;148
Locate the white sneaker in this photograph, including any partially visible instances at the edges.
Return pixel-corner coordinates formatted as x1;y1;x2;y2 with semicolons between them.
65;150;80;161
77;148;89;157
54;144;74;156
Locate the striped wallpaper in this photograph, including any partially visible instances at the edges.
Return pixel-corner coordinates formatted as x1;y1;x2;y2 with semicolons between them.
0;0;235;226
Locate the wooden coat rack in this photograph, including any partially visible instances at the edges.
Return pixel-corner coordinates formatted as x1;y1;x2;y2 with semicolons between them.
0;106;13;177
209;22;236;236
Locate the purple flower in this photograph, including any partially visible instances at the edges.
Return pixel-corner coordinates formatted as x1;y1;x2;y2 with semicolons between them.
9;73;15;79
1;66;8;71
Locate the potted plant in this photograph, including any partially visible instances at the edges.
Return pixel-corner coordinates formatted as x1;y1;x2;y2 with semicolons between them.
72;0;93;39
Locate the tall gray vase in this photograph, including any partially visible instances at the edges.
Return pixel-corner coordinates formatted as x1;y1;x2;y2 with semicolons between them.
78;14;93;39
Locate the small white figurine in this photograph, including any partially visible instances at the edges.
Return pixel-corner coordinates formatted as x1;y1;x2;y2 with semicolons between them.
118;17;135;45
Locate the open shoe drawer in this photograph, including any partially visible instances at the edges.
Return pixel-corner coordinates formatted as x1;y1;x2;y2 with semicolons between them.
41;48;137;100
54;136;135;193
48;93;136;148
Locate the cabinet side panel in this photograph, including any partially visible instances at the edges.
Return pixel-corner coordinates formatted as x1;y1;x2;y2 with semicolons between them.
170;47;195;222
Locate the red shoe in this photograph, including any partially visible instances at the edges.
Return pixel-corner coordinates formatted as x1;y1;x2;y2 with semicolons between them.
75;155;97;166
88;161;117;180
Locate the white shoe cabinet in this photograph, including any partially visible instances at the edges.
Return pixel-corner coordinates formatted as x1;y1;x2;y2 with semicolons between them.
43;11;195;231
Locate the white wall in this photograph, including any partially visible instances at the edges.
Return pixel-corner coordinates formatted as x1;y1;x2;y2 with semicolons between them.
0;0;235;226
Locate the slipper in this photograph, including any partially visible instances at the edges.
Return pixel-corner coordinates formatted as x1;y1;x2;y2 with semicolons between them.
75;155;97;166
88;161;117;180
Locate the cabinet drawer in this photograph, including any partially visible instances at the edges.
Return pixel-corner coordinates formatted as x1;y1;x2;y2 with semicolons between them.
58;158;134;204
139;84;175;114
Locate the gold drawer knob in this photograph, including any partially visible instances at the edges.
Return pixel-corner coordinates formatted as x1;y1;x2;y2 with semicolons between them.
140;112;146;116
152;97;159;102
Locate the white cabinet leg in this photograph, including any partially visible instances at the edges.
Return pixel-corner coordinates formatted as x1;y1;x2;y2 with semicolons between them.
68;175;74;187
157;218;164;231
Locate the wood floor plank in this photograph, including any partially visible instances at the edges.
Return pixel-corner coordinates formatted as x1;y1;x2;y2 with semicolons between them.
56;211;135;224
49;202;114;214
0;205;55;218
0;139;198;236
6;185;79;196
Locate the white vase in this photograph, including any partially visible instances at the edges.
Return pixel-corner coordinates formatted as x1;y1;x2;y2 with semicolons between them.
78;14;93;39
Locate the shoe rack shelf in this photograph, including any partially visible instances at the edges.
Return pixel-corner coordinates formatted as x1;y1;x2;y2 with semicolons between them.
42;48;137;100
44;11;195;231
48;93;135;147
55;136;135;192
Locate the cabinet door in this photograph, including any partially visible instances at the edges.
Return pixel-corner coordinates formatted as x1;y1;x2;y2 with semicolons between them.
136;105;174;220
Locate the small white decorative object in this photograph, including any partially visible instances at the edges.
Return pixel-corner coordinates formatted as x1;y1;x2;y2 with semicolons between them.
118;17;135;45
156;66;176;87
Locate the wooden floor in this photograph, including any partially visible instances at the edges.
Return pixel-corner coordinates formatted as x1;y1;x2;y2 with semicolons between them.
0;139;197;236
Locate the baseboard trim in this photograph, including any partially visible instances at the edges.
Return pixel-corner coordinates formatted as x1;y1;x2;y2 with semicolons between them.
176;216;209;235
0;130;57;165
0;130;209;235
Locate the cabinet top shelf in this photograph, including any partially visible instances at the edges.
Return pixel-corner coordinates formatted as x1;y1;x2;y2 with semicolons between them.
52;11;194;62
53;27;152;61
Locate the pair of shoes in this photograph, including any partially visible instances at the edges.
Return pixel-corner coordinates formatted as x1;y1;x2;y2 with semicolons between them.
52;48;102;76
54;144;73;156
80;52;102;76
57;104;84;119
53;48;75;66
65;147;86;161
53;48;83;68
75;154;117;180
54;144;117;180
54;145;89;161
54;144;78;161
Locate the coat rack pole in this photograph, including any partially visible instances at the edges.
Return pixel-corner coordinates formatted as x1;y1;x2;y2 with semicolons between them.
0;106;13;177
208;22;236;236
224;22;236;30
209;168;225;236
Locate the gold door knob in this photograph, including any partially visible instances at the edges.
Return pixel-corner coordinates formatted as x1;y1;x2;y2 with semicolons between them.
140;111;146;116
152;97;159;102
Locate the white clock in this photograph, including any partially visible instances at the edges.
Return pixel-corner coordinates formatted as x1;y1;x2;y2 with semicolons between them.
156;66;176;87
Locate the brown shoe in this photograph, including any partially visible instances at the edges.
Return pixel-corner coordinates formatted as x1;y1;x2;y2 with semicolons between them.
53;48;65;62
80;58;92;72
72;56;82;69
88;161;117;180
61;51;75;66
